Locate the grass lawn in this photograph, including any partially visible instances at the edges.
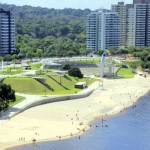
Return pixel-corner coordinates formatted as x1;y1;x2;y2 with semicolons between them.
3;76;100;95
46;75;81;94
3;78;51;95
0;66;23;75
71;58;111;64
46;75;100;94
36;70;57;76
72;59;100;64
9;95;25;107
117;67;136;78
31;63;43;70
123;60;142;68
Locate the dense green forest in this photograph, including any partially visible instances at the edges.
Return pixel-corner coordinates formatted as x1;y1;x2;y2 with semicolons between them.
0;4;149;70
0;4;91;58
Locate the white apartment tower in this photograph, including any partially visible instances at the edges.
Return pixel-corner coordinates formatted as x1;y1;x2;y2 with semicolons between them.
87;0;150;49
126;4;135;46
86;10;120;51
112;2;126;47
133;0;150;4
112;0;150;47
0;8;15;55
98;10;120;50
86;12;99;51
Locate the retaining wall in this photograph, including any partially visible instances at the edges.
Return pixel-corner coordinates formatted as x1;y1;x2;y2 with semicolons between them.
10;82;99;118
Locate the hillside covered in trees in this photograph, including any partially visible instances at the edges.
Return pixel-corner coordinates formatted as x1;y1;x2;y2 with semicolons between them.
0;4;91;58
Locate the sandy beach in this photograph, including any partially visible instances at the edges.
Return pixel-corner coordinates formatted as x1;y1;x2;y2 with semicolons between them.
0;75;150;150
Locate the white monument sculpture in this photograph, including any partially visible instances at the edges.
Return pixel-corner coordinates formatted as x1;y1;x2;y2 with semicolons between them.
100;51;115;78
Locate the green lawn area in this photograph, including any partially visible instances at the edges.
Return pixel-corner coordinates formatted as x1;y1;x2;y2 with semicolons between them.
3;78;51;95
3;76;100;95
123;60;142;69
117;67;136;78
71;58;111;64
36;70;57;76
31;63;43;70
46;76;81;94
46;75;100;94
9;95;25;107
72;59;100;64
0;66;23;75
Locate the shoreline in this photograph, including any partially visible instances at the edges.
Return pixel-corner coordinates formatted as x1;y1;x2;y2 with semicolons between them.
1;75;150;150
8;91;149;150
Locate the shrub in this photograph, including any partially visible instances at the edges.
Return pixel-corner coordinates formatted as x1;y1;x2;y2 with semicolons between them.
68;67;83;78
0;83;16;109
61;64;71;70
122;64;128;68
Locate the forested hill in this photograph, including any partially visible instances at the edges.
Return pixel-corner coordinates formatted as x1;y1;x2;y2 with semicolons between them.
0;4;91;58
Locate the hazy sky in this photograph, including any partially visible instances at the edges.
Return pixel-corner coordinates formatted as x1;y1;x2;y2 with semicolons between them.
1;0;133;10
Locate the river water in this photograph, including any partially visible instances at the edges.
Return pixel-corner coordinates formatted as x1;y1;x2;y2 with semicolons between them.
11;92;150;150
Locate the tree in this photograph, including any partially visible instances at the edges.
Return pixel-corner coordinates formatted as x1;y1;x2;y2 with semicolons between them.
0;83;16;109
36;48;43;58
12;54;19;60
26;60;31;66
66;51;76;57
68;67;83;78
80;48;90;56
95;50;104;56
61;64;71;70
4;54;12;61
0;4;91;58
0;56;4;61
60;26;70;36
26;51;34;58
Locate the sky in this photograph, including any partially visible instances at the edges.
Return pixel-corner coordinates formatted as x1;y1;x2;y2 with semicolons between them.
0;0;133;10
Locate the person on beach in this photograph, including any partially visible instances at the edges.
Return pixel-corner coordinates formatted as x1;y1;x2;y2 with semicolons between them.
59;136;61;141
32;139;36;143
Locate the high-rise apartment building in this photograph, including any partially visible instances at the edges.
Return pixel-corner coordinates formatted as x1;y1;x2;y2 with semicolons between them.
87;0;150;50
134;4;150;46
112;2;126;47
126;4;135;46
133;0;150;4
112;0;150;47
86;12;99;51
86;10;120;51
98;10;120;50
0;8;15;55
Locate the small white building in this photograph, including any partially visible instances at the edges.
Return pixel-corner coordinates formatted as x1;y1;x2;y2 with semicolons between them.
75;82;87;89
